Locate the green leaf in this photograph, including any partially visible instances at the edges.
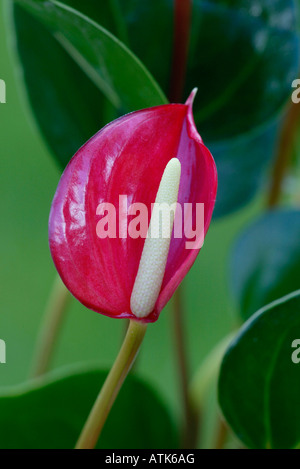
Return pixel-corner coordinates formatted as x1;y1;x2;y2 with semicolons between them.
119;0;298;136
219;290;300;449
11;0;166;167
12;0;299;216
118;0;173;93
189;0;298;139
192;0;298;217
231;209;300;320
120;1;298;136
0;366;179;449
55;0;129;44
11;4;116;168
122;0;299;217
15;0;167;110
211;121;278;217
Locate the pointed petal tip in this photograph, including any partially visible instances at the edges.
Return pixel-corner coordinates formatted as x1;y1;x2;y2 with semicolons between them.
185;88;198;107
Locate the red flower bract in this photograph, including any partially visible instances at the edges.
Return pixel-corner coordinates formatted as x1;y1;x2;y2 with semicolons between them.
49;91;217;322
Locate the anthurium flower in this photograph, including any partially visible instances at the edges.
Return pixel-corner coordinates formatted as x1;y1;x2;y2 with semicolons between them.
49;90;217;322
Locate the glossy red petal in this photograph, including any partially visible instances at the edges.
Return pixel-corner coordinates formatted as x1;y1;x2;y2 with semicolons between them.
49;96;217;322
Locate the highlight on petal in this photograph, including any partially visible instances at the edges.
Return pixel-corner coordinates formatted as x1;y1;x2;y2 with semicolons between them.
49;91;217;322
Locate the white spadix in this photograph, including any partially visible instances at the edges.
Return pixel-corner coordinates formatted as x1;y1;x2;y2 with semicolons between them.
130;158;181;318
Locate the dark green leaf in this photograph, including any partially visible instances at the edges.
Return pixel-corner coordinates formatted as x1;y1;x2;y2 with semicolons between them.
122;0;298;217
192;0;298;217
118;0;173;93
10;0;165;167
189;0;298;139
212;121;278;217
15;0;166;110
12;0;299;216
56;0;129;44
11;4;116;168
11;0;166;167
219;290;300;449
231;209;300;320
0;367;178;449
120;0;298;136
120;0;298;135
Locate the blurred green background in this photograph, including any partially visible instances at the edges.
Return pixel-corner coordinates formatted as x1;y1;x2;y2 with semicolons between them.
0;2;261;425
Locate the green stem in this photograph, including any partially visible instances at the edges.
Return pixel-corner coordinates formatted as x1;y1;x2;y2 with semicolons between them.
189;332;236;411
173;289;198;448
30;276;70;378
214;417;228;450
75;320;147;449
189;332;236;448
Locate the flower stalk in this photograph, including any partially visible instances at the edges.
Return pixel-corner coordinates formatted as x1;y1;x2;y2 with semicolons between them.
30;276;70;378
173;289;198;448
76;320;147;449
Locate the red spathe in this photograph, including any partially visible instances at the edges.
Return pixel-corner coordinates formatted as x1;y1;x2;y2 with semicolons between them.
49;92;217;322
